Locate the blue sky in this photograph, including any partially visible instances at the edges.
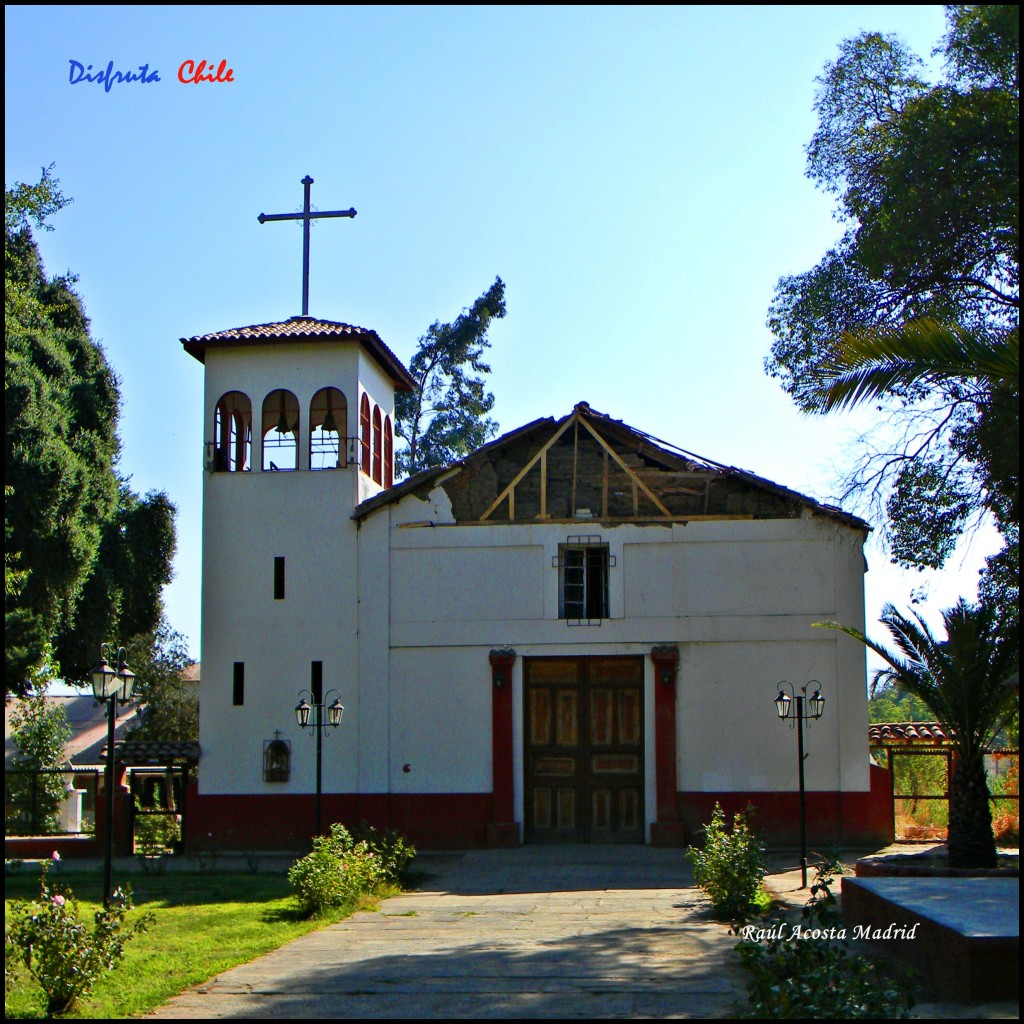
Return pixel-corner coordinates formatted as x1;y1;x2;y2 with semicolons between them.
6;5;994;672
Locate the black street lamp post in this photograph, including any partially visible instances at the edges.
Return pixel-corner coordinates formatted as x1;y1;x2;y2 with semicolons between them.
774;680;825;889
294;689;344;836
89;644;136;906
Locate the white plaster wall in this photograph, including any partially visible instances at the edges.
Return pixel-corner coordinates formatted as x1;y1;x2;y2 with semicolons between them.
355;352;396;503
198;340;392;796
677;639;849;793
199;469;362;794
356;350;395;425
391;545;545;623
387;646;493;792
383;514;870;799
355;510;392;793
623;520;840;618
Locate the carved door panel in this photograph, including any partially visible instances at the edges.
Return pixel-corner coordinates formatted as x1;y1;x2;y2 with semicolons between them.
524;656;644;843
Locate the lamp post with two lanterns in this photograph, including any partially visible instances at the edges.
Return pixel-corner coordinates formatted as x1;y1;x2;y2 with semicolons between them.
774;681;825;889
89;644;136;906
294;689;344;836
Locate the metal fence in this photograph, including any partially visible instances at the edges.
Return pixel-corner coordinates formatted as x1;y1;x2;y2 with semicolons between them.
4;768;100;836
872;748;1019;842
129;768;186;855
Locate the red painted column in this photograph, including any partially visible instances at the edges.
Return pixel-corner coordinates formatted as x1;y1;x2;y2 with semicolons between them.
649;645;686;846
488;649;519;847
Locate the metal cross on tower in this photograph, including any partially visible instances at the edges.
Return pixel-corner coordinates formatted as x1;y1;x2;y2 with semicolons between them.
258;175;357;317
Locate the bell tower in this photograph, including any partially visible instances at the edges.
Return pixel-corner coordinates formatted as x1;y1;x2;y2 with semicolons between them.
181;314;415;818
182;315;413;498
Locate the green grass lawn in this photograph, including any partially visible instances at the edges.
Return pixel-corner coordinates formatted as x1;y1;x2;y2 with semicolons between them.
5;865;387;1019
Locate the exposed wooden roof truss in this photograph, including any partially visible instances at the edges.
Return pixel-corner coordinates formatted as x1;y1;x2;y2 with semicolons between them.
479;405;686;522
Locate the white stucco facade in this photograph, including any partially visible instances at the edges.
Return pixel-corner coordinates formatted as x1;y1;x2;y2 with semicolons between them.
186;318;885;849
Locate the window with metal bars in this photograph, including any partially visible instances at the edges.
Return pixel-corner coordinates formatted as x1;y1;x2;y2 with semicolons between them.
555;540;613;621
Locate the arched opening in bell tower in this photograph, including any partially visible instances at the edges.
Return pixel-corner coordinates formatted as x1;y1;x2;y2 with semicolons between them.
372;406;383;483
213;391;252;472
384;415;394;487
262;389;300;471
360;394;372;475
309;387;348;470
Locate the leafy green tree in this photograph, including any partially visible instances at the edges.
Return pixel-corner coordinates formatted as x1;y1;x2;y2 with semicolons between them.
54;487;177;685
6;693;72;834
867;681;932;725
395;277;506;477
819;600;1019;869
125;619;197;742
5;169;177;694
766;8;1019;601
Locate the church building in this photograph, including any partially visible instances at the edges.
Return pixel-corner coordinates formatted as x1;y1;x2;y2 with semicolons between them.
182;314;890;850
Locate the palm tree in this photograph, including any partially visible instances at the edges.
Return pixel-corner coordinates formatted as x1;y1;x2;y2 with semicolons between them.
818;600;1018;869
803;319;1018;414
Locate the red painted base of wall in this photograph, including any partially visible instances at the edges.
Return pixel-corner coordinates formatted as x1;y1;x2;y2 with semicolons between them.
187;767;893;851
4;835;102;860
186;792;495;852
678;765;893;847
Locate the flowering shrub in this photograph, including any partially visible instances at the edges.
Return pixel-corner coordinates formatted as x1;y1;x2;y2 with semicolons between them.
734;857;915;1018
288;823;415;918
686;804;767;920
347;823;416;885
4;859;153;1015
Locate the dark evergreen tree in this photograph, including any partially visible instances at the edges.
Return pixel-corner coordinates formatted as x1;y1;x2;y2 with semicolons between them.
54;486;177;684
5;168;176;694
395;277;506;477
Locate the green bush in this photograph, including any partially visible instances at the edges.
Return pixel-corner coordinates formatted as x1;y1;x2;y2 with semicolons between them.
5;859;153;1016
133;805;182;860
287;823;416;918
349;823;416;885
734;858;915;1019
686;804;767;920
287;848;349;917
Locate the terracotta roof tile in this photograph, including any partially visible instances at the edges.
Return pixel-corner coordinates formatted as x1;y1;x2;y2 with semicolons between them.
113;740;200;764
869;722;952;744
185;317;375;343
181;315;416;391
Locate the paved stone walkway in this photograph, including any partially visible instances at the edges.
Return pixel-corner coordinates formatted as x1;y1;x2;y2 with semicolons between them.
146;845;1020;1019
147;846;746;1019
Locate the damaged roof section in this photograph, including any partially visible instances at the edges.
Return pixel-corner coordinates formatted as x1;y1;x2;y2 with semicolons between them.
355;402;869;531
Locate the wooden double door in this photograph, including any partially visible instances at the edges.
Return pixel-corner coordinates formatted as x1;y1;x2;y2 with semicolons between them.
524;656;645;843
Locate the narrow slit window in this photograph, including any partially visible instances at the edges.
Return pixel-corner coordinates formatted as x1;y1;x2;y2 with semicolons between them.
274;556;285;600
311;661;323;706
233;662;244;706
